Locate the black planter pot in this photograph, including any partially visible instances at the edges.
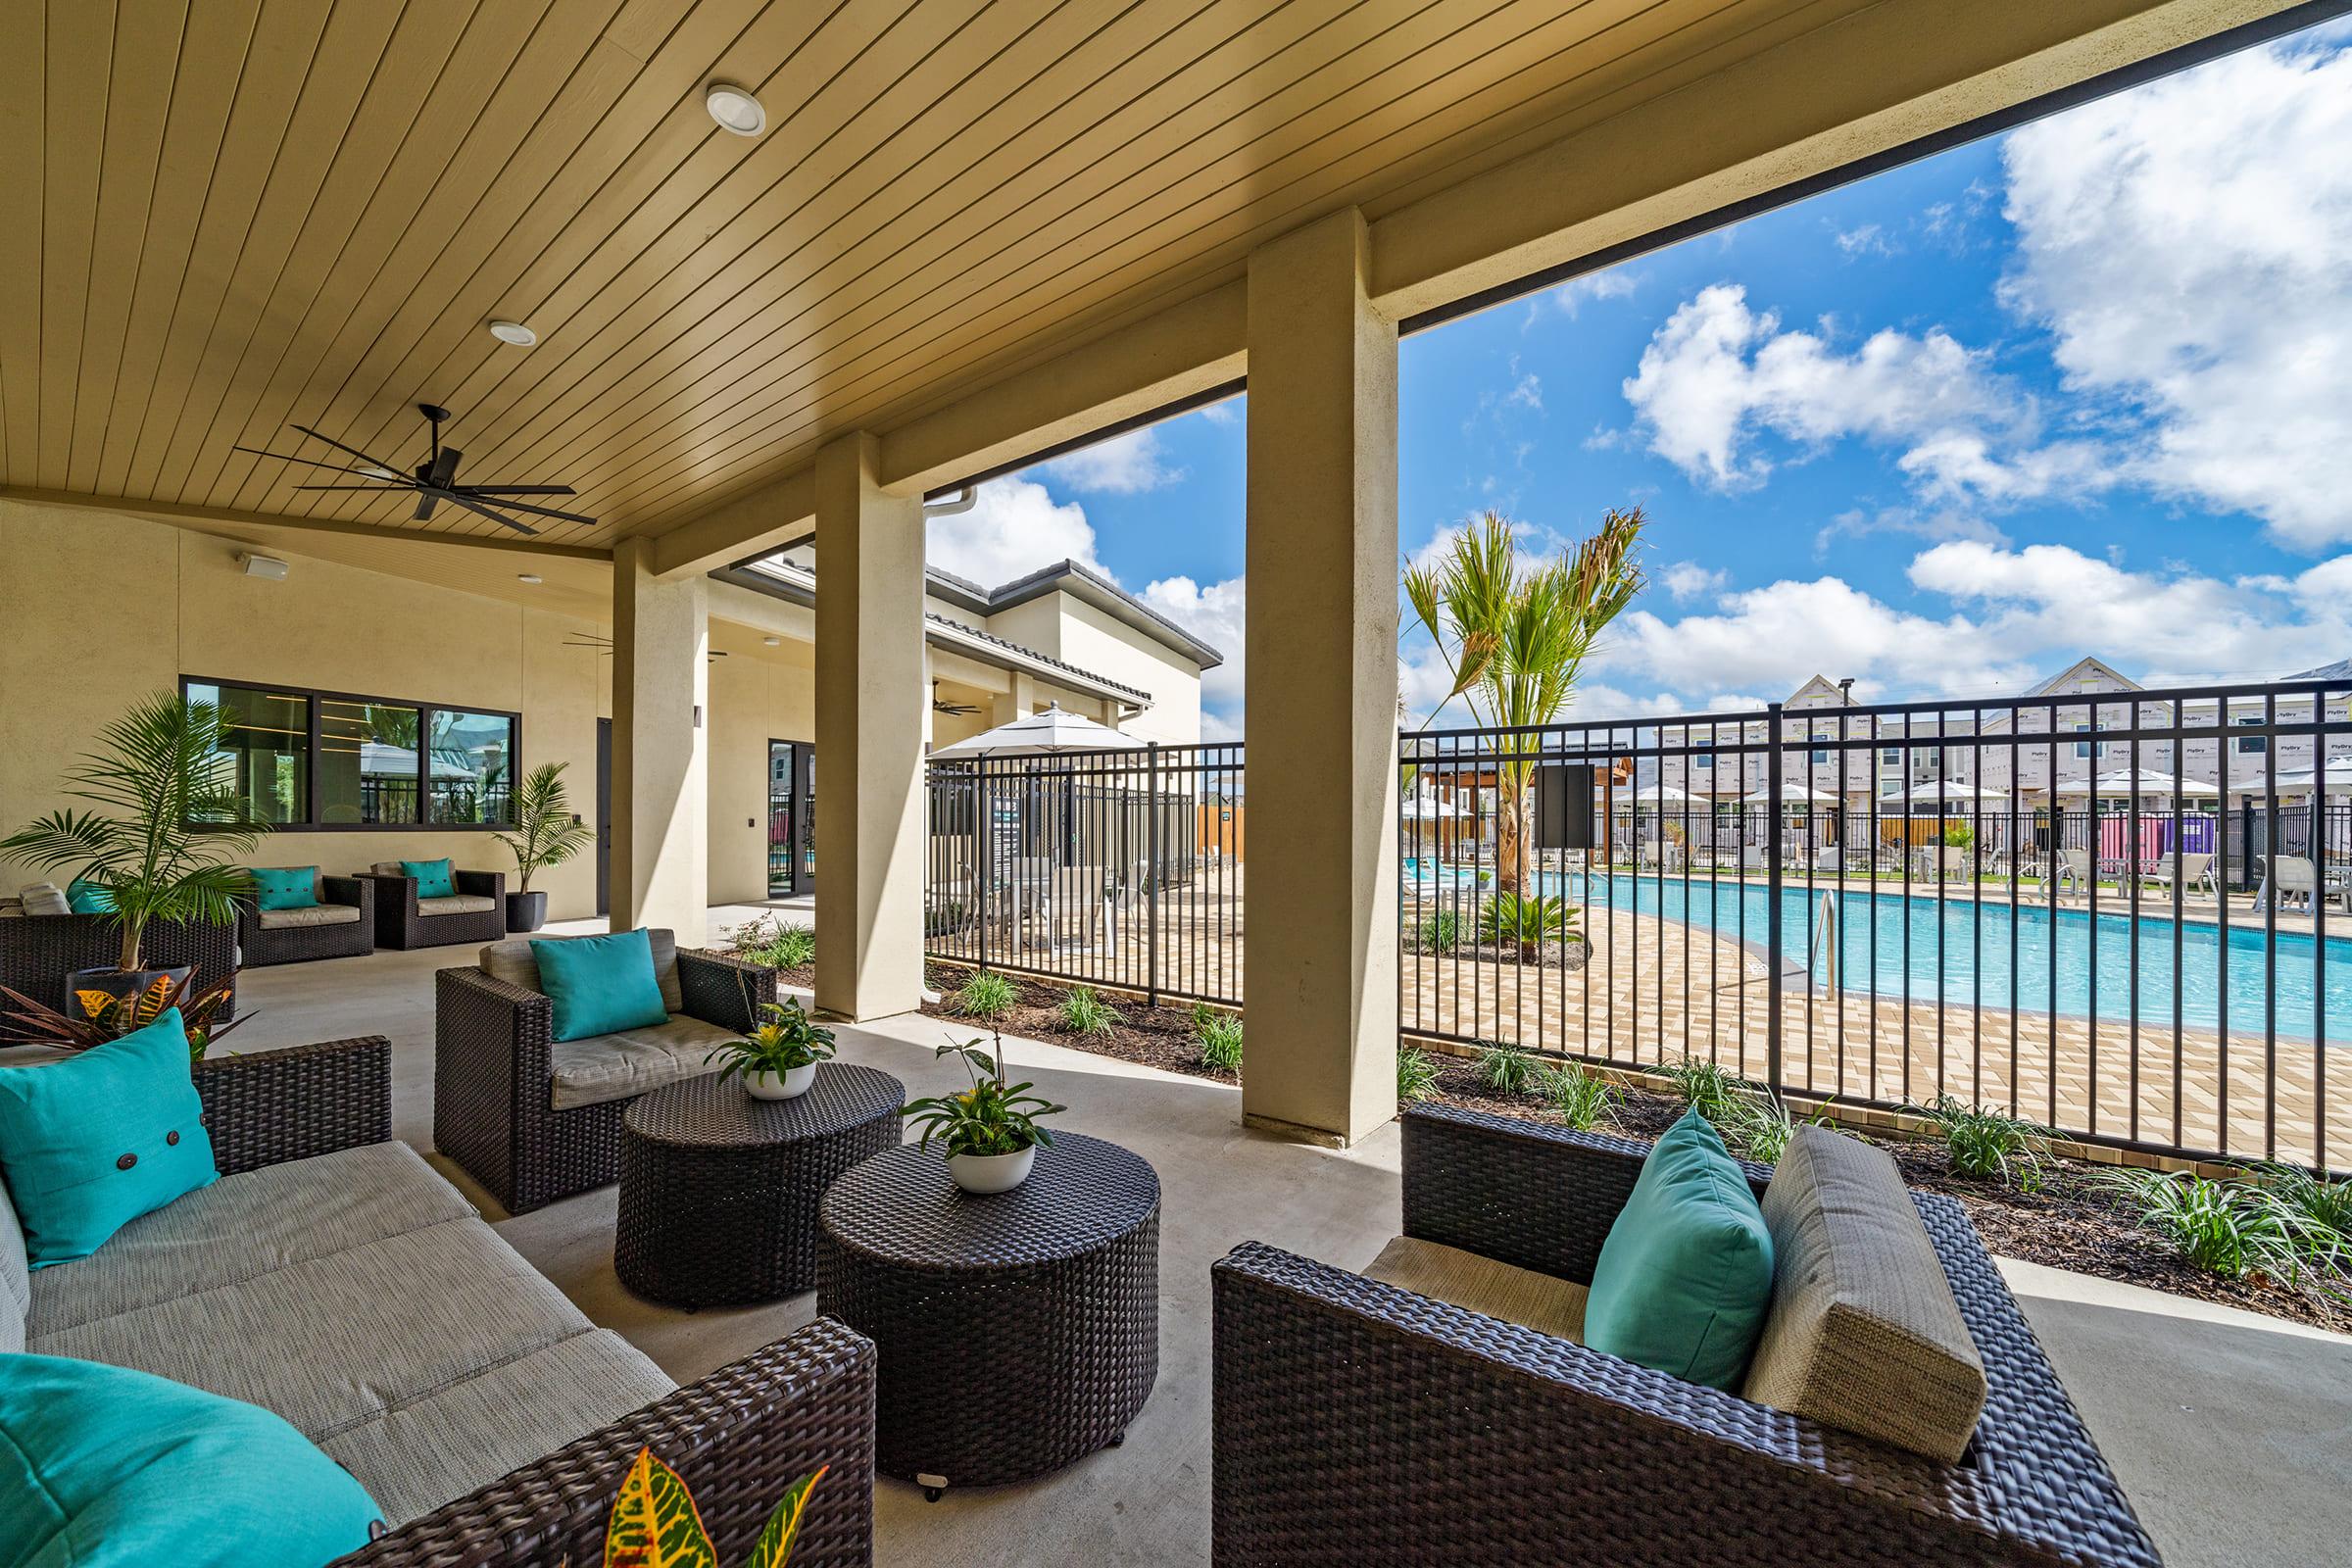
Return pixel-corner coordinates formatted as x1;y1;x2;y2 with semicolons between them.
64;965;193;1032
506;890;549;933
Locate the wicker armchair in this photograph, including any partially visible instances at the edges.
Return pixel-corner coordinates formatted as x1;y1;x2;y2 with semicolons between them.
236;875;375;966
435;946;776;1214
358;866;507;949
0;908;239;1019
1211;1102;2159;1568
191;1037;876;1567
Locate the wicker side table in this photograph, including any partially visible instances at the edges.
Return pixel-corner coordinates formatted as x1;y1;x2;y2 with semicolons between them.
816;1132;1159;1498
615;1063;905;1308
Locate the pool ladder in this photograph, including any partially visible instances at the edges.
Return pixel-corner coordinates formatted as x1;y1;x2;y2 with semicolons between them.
1808;890;1840;990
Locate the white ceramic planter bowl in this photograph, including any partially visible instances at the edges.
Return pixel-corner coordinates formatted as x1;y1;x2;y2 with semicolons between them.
744;1062;816;1101
947;1146;1035;1194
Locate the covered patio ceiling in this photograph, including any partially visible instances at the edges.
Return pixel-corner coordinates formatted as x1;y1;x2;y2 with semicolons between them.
0;0;2295;566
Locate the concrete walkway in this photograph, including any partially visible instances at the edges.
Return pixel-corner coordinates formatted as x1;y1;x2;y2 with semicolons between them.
220;914;2352;1567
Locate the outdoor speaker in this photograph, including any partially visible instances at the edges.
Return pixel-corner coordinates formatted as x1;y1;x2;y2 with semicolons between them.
1534;763;1592;850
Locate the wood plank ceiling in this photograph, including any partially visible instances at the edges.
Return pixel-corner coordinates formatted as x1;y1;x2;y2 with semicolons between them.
0;0;1845;551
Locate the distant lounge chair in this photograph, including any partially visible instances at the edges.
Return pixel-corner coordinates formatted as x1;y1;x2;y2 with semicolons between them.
2052;848;2092;901
2255;855;2320;912
2149;852;2217;901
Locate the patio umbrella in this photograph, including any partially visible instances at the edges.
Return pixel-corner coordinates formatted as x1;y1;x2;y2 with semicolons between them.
1890;779;2007;806
1740;781;1840;805
1616;780;1696;804
2256;760;2352;794
929;702;1146;759
1398;788;1467;819
2053;767;2218;799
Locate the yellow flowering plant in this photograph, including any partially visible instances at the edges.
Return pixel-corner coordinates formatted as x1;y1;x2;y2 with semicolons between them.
900;1032;1065;1157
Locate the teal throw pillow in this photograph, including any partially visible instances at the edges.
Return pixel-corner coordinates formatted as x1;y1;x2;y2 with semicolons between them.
402;858;457;899
64;878;114;914
1584;1107;1776;1391
0;1008;217;1267
0;1353;381;1568
530;928;669;1043
249;866;318;911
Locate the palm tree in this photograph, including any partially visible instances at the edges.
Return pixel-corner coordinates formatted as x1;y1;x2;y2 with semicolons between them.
0;691;265;972
492;760;597;893
1403;508;1645;893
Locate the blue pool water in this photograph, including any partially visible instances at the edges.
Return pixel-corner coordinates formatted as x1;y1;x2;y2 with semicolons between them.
1408;866;2352;1040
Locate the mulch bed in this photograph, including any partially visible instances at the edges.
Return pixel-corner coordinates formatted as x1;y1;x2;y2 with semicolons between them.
918;962;2352;1333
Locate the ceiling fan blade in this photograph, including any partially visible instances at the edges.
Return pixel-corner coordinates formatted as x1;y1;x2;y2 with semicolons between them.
232;445;385;478
413;491;439;521
426;488;539;536
458;484;575;496
289;423;409;478
444;493;597;525
290;483;416;490
428;445;463;489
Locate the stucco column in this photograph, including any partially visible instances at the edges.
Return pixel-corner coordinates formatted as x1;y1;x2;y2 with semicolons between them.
1241;208;1400;1147
611;536;709;937
992;671;1038;725
813;431;928;1021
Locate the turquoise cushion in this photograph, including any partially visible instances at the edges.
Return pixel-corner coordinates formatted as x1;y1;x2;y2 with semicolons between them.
1584;1107;1776;1391
0;1352;381;1568
0;1009;217;1268
402;858;456;899
250;866;318;911
530;929;669;1043
64;879;113;914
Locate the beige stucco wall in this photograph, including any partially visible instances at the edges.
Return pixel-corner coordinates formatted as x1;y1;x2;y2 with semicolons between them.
976;593;1203;744
0;498;617;919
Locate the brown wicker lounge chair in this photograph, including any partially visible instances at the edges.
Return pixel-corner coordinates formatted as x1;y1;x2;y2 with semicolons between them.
357;863;507;949
434;932;776;1213
0;907;240;1018
237;872;375;965
1212;1102;2160;1568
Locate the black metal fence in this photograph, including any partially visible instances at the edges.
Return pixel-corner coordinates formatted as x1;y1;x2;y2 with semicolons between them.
920;678;2352;1169
923;743;1243;1005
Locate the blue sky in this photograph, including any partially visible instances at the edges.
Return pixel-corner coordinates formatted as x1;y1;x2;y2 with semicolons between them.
928;21;2352;740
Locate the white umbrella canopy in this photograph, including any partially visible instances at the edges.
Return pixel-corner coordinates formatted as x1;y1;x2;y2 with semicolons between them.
1399;788;1467;820
2258;760;2352;795
2054;767;2220;799
929;702;1146;759
1741;782;1841;805
1617;780;1696;804
1888;779;2007;806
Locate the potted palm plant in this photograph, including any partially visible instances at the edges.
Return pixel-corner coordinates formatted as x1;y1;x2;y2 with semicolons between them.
0;691;263;1026
901;1033;1066;1193
706;998;836;1100
489;760;594;933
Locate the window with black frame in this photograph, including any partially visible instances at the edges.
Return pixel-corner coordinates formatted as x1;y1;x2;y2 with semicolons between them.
182;679;515;829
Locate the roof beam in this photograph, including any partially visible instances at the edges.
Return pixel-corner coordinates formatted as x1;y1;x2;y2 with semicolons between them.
648;466;815;581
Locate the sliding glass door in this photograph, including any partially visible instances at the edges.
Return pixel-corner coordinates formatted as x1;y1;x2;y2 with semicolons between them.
768;740;815;896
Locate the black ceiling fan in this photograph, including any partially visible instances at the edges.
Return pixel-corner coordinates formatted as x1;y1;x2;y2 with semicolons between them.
234;403;597;536
932;681;979;717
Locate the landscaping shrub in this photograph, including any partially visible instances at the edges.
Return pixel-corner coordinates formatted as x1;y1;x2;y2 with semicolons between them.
1412;908;1461;954
1474;1041;1540;1096
1056;985;1121;1038
1196;1012;1245;1073
1396;1046;1441;1102
730;917;814;970
1721;1093;1836;1163
2095;1167;2310;1280
954;969;1015;1020
1476;892;1575;958
1660;1055;1745;1121
1911;1096;2052;1191
1537;1061;1614;1130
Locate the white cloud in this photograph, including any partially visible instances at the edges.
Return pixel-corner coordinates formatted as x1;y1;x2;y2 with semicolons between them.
1038;426;1184;493
1620;283;2017;493
1138;573;1245;732
1813;506;2008;553
1834;222;1896;258
1997;36;2352;547
1661;562;1728;602
1544;269;1640;319
925;478;1104;587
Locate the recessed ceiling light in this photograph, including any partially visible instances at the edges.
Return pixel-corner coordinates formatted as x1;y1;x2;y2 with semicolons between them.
516;573;543;585
762;635;781;646
705;81;765;137
487;319;537;347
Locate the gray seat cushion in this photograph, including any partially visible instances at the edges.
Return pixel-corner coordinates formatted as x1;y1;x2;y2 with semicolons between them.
25;1142;473;1337
548;1015;738;1110
481;928;685;1013
323;1329;674;1525
417;893;498;916
30;1216;594;1443
1364;1235;1590;1343
1743;1127;1988;1464
257;903;364;930
0;1177;26;1354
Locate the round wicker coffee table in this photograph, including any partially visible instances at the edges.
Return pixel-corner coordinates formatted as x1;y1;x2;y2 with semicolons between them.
615;1064;905;1308
816;1132;1159;1497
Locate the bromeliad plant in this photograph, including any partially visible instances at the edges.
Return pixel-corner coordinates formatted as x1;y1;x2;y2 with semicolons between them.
594;1446;824;1568
0;690;264;984
706;999;836;1085
901;1033;1066;1157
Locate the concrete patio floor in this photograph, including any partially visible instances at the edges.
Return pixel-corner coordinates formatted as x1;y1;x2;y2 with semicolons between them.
220;913;2352;1567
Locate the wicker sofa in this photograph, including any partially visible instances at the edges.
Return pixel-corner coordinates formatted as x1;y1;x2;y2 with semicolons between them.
435;930;775;1214
358;863;507;950
0;905;239;1019
1212;1102;2160;1568
3;1036;876;1565
237;871;375;965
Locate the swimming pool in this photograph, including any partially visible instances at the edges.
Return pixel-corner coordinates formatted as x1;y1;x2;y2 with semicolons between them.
1406;866;2352;1040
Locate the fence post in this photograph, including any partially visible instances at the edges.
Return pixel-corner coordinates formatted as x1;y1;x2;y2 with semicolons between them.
1766;702;1785;1095
1147;742;1161;1008
974;763;990;974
